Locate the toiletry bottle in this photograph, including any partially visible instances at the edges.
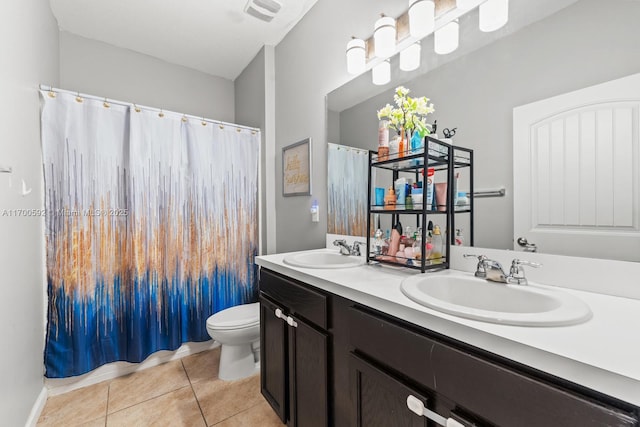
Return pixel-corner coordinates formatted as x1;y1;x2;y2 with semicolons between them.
456;192;469;210
382;229;390;255
398;127;405;158
410;130;422;154
412;229;422;261
378;120;389;161
373;228;384;255
389;131;400;157
429;225;444;264
425;168;435;211
405;184;413;209
455;229;464;246
394;177;406;206
384;186;396;210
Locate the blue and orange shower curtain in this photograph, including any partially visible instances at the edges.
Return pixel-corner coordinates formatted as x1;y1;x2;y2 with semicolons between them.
41;91;259;377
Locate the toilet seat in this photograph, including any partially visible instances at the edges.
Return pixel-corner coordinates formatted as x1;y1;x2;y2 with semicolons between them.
207;302;259;330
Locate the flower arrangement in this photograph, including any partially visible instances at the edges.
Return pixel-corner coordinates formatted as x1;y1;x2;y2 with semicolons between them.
377;86;435;137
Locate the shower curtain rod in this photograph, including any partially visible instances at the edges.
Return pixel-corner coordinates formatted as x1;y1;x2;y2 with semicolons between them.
39;85;261;133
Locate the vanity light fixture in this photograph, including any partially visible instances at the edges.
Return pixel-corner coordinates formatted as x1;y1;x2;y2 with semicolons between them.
479;0;509;32
346;0;513;84
408;0;435;38
374;15;397;58
400;42;421;72
346;37;366;75
434;19;459;55
372;60;391;85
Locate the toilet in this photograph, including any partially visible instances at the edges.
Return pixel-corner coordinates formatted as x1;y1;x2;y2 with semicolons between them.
206;302;260;381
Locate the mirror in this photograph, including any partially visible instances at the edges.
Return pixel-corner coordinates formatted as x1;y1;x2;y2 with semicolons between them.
326;0;640;261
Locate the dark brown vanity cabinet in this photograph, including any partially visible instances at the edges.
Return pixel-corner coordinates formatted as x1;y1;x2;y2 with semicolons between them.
259;269;329;427
258;268;639;427
348;306;639;427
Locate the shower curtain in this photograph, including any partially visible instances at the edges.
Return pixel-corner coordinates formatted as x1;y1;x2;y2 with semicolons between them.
41;91;260;378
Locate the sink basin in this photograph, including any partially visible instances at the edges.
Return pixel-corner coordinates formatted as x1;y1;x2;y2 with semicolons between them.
401;273;591;326
283;249;365;269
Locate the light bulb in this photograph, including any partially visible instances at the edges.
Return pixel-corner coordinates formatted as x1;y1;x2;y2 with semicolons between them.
408;0;435;38
372;60;391;85
434;20;459;55
346;38;366;75
479;0;509;32
400;42;421;72
374;16;396;58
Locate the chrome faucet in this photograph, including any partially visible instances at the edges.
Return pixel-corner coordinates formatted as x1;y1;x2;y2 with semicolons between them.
465;254;541;285
464;254;508;283
333;240;366;256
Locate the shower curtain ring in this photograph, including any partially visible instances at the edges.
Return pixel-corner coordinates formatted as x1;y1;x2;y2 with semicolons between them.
47;85;56;98
201;118;207;126
75;92;83;103
182;115;188;123
103;98;110;108
158;109;164;118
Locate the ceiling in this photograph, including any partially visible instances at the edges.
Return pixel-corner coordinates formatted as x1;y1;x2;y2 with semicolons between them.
49;0;318;81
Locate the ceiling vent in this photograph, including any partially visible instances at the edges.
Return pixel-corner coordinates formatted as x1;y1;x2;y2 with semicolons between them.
244;0;282;22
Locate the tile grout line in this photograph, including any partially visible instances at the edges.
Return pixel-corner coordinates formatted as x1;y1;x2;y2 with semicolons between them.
210;401;265;426
105;362;192;415
182;359;208;426
104;384;110;427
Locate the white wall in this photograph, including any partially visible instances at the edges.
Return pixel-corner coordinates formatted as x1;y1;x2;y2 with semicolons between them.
0;1;59;425
337;0;640;250
60;32;235;122
235;46;277;255
274;0;406;252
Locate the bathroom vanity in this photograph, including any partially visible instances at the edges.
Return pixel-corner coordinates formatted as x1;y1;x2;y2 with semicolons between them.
256;252;640;427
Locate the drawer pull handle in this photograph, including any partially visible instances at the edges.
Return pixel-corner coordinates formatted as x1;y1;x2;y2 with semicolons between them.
274;308;285;319
286;316;298;328
406;395;465;427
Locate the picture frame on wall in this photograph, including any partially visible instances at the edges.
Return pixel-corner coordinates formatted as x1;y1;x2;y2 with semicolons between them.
282;138;312;196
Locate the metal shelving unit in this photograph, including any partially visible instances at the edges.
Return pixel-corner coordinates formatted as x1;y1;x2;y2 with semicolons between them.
366;136;473;273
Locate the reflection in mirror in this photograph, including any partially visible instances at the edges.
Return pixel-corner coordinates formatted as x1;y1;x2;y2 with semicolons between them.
326;0;640;261
327;143;368;237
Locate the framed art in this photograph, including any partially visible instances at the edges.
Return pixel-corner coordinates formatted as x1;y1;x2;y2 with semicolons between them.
282;138;312;196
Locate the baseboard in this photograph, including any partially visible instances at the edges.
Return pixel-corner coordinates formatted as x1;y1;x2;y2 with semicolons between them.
25;386;48;427
45;340;219;396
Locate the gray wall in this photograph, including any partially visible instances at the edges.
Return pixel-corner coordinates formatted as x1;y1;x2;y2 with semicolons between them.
60;32;235;122
0;1;59;425
274;0;406;252
235;47;269;254
338;0;640;249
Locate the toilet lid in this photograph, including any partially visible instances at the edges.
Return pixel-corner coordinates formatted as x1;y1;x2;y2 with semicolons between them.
207;302;260;330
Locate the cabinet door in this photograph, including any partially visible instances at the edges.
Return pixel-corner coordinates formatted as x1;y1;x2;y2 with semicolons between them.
350;353;429;427
260;295;288;423
289;316;328;427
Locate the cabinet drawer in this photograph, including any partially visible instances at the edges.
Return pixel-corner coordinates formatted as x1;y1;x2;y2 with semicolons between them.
348;306;637;427
260;269;327;329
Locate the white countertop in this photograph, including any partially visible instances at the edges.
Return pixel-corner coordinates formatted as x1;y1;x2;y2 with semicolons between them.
256;249;640;408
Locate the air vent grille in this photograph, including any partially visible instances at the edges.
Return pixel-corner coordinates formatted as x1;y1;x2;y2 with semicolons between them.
244;0;282;22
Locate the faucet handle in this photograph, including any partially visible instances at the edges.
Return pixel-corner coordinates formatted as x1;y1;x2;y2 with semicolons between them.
510;259;541;270
353;241;366;256
508;259;541;285
464;254;488;278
